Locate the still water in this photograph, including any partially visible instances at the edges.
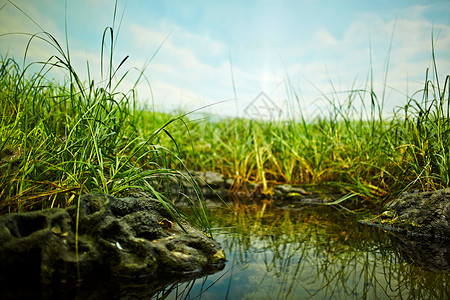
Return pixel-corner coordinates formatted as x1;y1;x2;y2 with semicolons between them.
155;199;449;300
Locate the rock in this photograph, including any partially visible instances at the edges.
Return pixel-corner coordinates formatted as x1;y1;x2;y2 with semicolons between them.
188;171;228;197
0;193;226;288
0;147;23;178
273;184;310;198
141;170;230;200
359;188;450;273
362;188;450;239
196;171;225;187
185;171;228;198
0;147;23;162
271;184;334;204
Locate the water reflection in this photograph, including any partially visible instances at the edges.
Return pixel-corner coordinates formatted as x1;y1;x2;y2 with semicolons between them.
158;199;449;299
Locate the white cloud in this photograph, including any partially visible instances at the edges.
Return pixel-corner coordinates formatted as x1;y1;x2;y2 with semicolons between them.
265;6;450;119
1;0;449;119
117;23;236;114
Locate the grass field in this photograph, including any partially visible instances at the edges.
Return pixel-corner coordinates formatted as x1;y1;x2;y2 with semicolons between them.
148;62;449;203
0;21;448;216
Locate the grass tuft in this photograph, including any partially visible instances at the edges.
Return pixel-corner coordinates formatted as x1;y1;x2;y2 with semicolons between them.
0;4;210;232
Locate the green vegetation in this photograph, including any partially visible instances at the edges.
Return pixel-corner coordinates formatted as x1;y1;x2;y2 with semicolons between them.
150;56;449;204
0;7;448;215
0;19;211;231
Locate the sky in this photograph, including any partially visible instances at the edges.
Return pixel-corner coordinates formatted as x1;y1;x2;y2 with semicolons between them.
1;0;449;120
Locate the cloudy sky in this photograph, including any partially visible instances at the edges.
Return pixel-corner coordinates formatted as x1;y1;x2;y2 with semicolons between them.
1;0;449;119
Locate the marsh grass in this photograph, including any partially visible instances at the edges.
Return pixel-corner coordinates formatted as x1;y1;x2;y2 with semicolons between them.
396;53;450;191
1;1;448;217
0;5;211;232
151;45;448;204
153;113;397;201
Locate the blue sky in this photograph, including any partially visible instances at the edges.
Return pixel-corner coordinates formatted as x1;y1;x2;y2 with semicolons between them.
1;0;449;119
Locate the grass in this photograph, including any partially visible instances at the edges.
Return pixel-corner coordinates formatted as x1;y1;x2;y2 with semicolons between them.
0;2;448;217
2;46;447;214
0;7;211;232
149;49;449;204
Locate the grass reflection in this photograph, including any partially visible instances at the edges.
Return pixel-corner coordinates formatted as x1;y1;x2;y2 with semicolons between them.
175;200;449;299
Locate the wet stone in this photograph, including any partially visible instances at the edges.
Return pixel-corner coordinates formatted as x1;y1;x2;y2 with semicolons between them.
363;188;450;239
0;193;226;287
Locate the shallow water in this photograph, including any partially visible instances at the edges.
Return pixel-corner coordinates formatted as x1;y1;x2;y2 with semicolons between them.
3;199;448;299
155;199;450;300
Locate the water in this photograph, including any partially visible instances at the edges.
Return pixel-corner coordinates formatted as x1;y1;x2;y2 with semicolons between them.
155;199;450;299
4;198;447;299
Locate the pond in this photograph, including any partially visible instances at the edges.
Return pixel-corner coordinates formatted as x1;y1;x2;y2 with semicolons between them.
3;197;448;299
153;198;450;300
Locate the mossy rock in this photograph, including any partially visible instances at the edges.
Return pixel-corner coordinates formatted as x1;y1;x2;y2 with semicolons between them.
0;193;226;288
363;188;450;239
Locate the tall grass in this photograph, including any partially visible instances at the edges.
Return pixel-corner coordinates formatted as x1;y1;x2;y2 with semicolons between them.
0;8;210;232
396;53;449;190
1;1;448;212
150;47;448;204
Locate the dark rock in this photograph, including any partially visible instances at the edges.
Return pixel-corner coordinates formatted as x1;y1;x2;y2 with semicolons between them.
0;147;23;179
0;147;23;162
360;188;450;273
363;188;450;239
141;171;230;200
271;184;335;204
358;188;450;273
142;170;339;203
273;184;310;198
0;193;226;288
185;171;228;198
196;171;225;187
